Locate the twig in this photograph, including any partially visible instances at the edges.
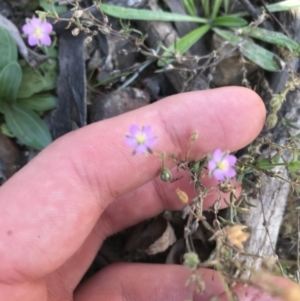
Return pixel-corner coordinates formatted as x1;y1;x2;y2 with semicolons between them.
238;0;273;30
259;0;291;37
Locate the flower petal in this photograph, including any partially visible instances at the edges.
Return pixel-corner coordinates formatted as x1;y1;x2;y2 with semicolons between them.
145;137;157;148
226;155;237;166
30;17;42;27
135;144;147;154
40;34;51;46
212;149;223;162
125;137;138;148
225;168;236;178
129;125;140;136
41;22;53;34
125;125;157;154
28;35;39;46
208;160;216;172
22;23;34;34
143;125;152;137
213;169;225;181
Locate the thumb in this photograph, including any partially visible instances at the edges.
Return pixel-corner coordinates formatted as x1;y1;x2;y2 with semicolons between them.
75;263;293;301
74;264;225;301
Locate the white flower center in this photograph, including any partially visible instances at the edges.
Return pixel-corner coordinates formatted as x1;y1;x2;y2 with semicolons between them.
34;27;43;38
216;160;229;171
135;132;146;144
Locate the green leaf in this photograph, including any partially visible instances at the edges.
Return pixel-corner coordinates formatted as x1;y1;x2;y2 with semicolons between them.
39;0;67;15
0;26;18;70
17;61;57;99
99;3;207;23
223;0;230;14
255;158;279;170
1;123;14;137
212;16;248;27
234;0;300;17
290;161;300;168
244;199;257;208
3;103;52;150
240;26;300;55
25;0;40;10
183;0;197;16
235;206;250;214
17;93;57;111
211;0;223;20
0;62;22;106
213;28;285;71
288;161;300;179
283;117;300;130
200;0;210;18
265;0;300;12
42;46;58;58
158;24;210;66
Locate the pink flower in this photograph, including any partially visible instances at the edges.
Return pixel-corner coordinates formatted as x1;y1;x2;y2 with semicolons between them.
208;149;237;181
125;125;157;155
22;17;53;47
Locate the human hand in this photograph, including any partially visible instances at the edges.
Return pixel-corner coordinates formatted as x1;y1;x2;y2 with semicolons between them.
0;87;291;301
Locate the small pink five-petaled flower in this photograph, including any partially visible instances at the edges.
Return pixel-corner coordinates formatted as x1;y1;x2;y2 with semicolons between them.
125;125;157;155
208;149;237;181
22;17;53;47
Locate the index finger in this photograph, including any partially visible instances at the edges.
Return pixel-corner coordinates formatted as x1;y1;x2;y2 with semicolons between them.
0;87;265;282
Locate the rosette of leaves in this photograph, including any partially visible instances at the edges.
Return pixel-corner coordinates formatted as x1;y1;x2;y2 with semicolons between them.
0;26;57;150
99;0;300;71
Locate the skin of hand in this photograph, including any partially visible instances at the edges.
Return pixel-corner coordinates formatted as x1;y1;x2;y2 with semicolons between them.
0;87;290;301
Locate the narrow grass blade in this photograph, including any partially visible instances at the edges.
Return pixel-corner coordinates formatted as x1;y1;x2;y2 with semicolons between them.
223;0;230;14
158;25;210;66
99;3;207;23
211;0;223;20
200;0;210;18
183;0;197;17
212;16;248;27
234;0;300;17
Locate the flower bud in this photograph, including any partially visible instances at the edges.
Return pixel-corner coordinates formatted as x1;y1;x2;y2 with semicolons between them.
84;36;93;44
73;10;84;18
160;168;172;182
183;252;200;270
72;27;80;36
265;113;278;130
270;94;284;113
